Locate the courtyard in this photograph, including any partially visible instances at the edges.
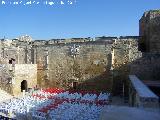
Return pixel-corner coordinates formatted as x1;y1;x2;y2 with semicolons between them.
0;88;110;120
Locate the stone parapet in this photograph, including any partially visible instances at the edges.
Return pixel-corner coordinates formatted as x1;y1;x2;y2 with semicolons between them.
129;75;159;109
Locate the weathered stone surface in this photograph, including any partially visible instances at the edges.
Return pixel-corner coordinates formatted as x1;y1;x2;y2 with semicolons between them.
130;53;160;80
139;10;160;53
13;64;37;96
0;64;37;96
0;35;143;94
129;75;159;108
34;43;114;91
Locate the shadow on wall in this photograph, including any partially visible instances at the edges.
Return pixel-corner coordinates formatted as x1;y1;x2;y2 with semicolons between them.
36;49;113;92
35;51;160;97
129;53;160;80
38;66;113;93
67;70;113;93
1;48;160;97
0;77;13;95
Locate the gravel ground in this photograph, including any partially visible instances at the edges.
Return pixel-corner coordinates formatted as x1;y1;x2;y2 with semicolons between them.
100;105;160;120
0;89;13;103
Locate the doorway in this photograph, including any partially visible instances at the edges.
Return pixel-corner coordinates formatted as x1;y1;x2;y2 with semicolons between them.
73;82;78;90
21;80;28;92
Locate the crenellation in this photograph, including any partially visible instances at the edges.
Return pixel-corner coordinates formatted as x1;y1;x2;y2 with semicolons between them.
119;36;140;40
95;36;117;41
32;40;47;46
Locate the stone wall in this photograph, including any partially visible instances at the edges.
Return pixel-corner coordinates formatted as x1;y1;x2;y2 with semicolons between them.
0;64;37;96
13;64;37;96
0;36;143;94
0;64;14;94
33;42;114;91
30;37;143;94
139;10;160;52
0;40;33;65
111;38;142;95
113;38;142;67
130;53;160;80
129;75;159;109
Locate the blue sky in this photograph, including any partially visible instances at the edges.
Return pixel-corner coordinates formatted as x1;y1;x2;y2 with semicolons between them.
0;0;160;40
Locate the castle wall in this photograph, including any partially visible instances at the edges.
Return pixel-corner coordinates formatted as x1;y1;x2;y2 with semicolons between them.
13;64;37;96
0;36;142;93
0;35;147;95
129;75;159;108
111;38;142;95
0;64;14;94
0;42;32;65
139;10;160;53
29;37;142;94
33;42;114;91
0;64;37;96
113;38;142;67
130;53;160;80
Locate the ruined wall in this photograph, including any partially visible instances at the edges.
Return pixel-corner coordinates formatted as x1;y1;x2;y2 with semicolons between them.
13;64;37;96
139;10;160;52
0;64;14;94
0;64;37;95
0;39;37;95
130;53;160;80
113;38;142;67
111;38;142;95
0;39;32;64
30;37;142;94
129;75;159;108
0;36;143;94
33;42;114;92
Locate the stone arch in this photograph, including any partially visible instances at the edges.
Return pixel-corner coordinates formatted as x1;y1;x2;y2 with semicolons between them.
21;80;28;92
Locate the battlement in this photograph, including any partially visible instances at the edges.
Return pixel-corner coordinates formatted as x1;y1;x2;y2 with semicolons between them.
140;9;160;21
95;36;118;41
0;36;140;47
119;36;140;39
32;40;47;46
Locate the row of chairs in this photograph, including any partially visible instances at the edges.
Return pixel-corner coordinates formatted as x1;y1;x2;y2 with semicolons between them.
0;115;16;120
42;88;107;96
48;102;104;120
34;90;110;101
0;88;110;120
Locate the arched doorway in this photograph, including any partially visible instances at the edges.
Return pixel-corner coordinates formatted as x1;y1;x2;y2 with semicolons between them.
21;80;28;92
72;81;78;90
